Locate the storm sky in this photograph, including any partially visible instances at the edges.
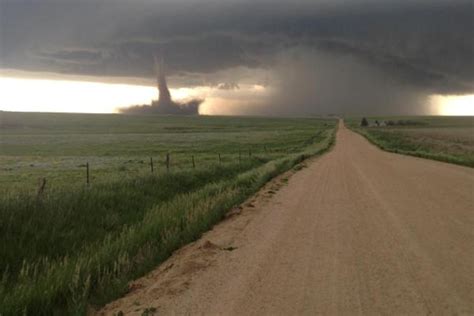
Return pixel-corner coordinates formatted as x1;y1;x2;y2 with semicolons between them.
0;0;473;115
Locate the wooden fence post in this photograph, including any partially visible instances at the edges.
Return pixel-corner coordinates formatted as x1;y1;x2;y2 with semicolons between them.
166;153;170;171
239;150;242;165
248;148;251;157
218;153;221;164
37;177;47;198
150;157;154;173
192;155;195;169
86;162;90;185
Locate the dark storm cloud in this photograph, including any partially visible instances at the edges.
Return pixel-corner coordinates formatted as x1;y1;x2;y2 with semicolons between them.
38;49;103;65
216;82;240;90
1;0;473;114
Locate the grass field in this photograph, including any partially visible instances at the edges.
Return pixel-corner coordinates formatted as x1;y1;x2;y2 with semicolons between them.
346;116;474;167
0;111;336;315
1;112;334;193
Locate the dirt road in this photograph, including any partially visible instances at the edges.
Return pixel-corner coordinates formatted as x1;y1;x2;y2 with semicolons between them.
99;121;474;315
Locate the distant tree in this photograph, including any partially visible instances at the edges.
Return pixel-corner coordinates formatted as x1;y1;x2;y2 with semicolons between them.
375;120;380;126
360;117;369;127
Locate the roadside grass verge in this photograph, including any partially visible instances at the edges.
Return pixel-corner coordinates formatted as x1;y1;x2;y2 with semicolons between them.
0;126;336;315
345;117;474;168
0;161;262;278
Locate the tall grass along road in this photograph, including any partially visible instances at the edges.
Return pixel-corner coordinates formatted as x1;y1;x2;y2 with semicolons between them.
100;120;474;315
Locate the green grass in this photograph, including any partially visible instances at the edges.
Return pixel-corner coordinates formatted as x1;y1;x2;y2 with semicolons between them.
345;116;474;167
0;112;336;315
1;112;332;192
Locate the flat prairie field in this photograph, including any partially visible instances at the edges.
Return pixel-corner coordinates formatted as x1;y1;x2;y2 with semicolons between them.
1;112;335;192
346;116;474;167
0;111;336;315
